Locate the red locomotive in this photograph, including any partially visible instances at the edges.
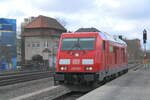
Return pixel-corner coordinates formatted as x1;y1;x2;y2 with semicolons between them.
55;32;128;84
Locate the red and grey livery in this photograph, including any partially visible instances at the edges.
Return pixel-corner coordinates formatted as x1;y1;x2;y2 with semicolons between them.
54;32;128;84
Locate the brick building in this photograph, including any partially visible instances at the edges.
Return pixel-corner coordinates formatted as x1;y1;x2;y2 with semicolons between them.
123;39;143;62
21;15;66;69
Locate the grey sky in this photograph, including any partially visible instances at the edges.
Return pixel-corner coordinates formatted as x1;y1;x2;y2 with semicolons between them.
0;0;149;49
32;0;95;13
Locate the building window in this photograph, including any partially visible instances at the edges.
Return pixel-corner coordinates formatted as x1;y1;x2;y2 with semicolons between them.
44;41;48;48
32;43;35;47
37;43;40;47
32;42;40;47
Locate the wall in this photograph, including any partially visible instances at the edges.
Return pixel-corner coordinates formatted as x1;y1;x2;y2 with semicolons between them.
25;36;58;60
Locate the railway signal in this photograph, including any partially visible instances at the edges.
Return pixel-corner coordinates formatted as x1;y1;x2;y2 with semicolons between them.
143;29;147;44
143;29;148;68
143;29;147;54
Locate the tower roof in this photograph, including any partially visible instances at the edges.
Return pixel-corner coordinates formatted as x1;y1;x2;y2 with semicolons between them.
24;15;66;31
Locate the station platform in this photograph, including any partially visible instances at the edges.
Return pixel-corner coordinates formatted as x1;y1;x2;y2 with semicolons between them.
77;65;150;100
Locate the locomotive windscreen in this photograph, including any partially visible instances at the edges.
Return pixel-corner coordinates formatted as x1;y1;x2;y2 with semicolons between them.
61;37;95;50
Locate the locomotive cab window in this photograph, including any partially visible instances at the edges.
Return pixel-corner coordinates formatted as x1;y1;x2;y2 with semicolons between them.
61;37;95;50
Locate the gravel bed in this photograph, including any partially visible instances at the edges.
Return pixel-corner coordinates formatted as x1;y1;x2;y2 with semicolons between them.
0;77;54;100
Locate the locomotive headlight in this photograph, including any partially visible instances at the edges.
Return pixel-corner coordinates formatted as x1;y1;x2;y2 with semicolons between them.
60;66;68;71
88;67;93;70
60;67;64;70
59;59;70;64
82;59;94;65
85;66;93;71
74;53;79;57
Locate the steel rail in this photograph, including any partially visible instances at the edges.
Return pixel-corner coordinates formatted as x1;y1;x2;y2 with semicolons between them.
0;70;48;76
0;71;54;86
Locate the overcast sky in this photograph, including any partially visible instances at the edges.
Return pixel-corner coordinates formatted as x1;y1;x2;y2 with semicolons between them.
0;0;149;49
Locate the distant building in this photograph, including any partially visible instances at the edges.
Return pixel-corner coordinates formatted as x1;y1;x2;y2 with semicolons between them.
75;27;100;32
123;39;143;62
20;17;36;64
21;15;66;69
21;16;36;32
0;18;17;69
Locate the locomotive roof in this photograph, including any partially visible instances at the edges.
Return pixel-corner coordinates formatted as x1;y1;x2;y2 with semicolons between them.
99;32;127;46
62;32;127;46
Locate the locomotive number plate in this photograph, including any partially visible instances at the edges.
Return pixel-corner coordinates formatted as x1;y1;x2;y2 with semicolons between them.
72;59;80;64
71;67;81;70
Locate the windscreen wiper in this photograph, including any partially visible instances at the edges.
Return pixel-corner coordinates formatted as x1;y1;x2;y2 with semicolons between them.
78;42;86;53
68;38;80;51
69;43;80;50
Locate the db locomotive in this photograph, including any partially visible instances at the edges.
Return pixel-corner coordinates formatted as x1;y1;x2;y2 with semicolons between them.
55;32;128;84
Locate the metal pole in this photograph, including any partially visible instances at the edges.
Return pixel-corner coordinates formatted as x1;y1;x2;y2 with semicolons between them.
144;43;147;69
143;29;147;69
144;43;146;56
52;47;54;67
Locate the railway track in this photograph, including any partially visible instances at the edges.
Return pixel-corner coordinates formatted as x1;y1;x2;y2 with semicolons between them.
4;63;141;100
0;70;46;76
53;92;86;100
0;71;54;86
128;63;141;70
133;64;143;71
53;63;142;100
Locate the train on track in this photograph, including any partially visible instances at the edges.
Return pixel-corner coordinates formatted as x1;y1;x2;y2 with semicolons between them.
54;32;128;85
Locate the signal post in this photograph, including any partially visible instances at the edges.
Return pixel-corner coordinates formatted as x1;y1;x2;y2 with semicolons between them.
143;29;148;69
